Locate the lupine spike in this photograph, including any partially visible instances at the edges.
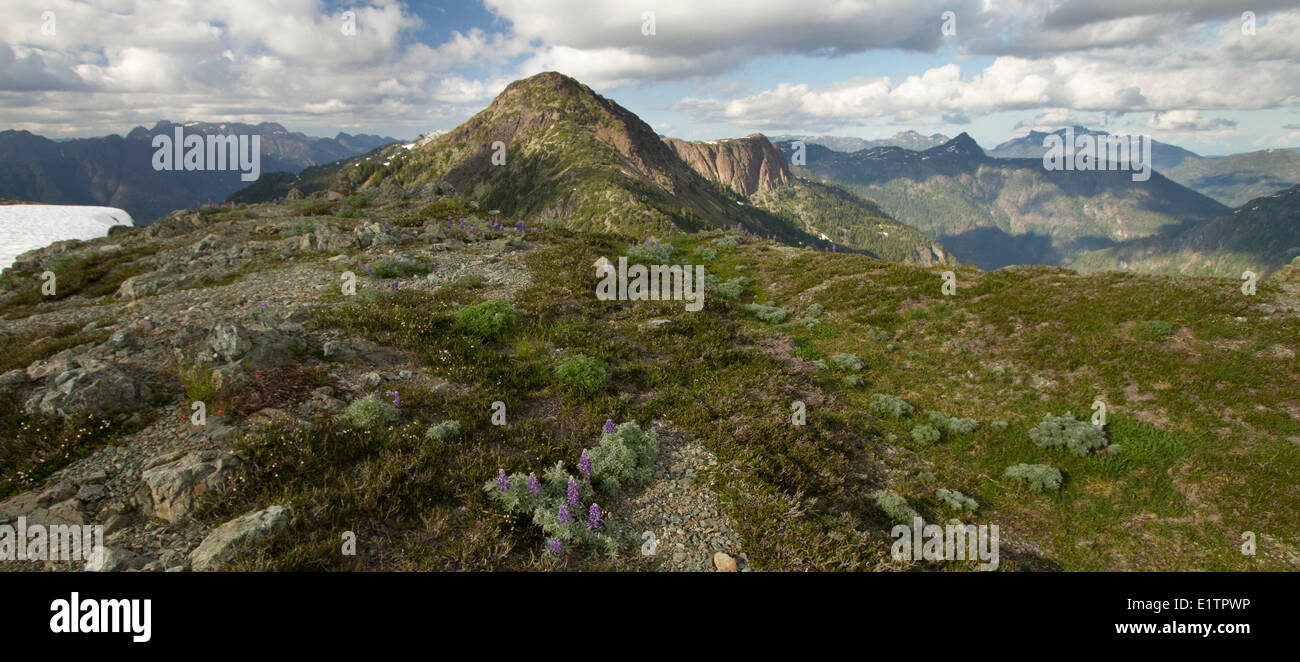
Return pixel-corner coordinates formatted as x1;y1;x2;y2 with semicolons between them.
566;478;580;509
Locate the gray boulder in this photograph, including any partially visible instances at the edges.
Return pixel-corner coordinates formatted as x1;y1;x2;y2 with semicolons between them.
207;318;252;362
136;451;241;523
24;361;150;417
190;505;290;571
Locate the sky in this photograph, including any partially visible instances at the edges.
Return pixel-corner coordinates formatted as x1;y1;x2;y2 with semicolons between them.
3;0;1300;156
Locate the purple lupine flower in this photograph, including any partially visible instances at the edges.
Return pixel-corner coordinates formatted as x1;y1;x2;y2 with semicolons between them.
578;452;592;483
547;537;562;555
557;503;571;524
603;419;615;435
364;263;372;276
527;473;540;497
259;301;267;310
383;222;390;231
516;220;525;232
496;468;510;492
357;259;364;271
387;390;400;406
390;280;399;292
566;478;580;510
587;503;601;530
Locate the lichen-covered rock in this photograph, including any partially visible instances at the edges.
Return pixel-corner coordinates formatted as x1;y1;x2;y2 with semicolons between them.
136;451;241;523
190;505;290;571
207;318;252;362
23;361;150;417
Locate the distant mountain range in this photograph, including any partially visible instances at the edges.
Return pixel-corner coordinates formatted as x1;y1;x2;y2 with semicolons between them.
1071;184;1300;279
986;125;1203;169
0;122;400;224
986;126;1300;207
775;133;1229;269
769;131;951;153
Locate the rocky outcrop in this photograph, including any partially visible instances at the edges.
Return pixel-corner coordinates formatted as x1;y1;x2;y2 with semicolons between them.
23;360;151;417
135;450;242;523
663;134;792;197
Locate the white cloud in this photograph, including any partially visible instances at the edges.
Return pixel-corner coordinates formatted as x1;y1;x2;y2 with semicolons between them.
0;0;1297;145
1147;110;1237;132
675;9;1300;130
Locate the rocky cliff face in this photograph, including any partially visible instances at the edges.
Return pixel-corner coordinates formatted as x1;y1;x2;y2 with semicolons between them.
663;134;792;197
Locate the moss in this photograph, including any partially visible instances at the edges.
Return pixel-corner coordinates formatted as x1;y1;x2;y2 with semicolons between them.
553;354;612;392
371;259;430;279
453;299;520;341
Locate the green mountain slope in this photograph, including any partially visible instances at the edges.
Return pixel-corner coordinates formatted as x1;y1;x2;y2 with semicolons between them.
1070;184;1300;279
664;134;953;264
780;134;1228;269
1163;149;1300;208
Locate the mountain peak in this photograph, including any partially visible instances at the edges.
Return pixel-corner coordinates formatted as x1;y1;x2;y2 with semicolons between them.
928;132;984;158
495;71;593;105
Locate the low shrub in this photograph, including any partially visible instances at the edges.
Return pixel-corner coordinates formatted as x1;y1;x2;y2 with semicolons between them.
703;274;746;301
910;424;941;444
554;354;611;392
424;419;461;442
830;353;863;372
337;394;399;429
447;274;485;289
872;490;919;524
371;259;430;279
799;303;825;328
1003;464;1063;493
1029;412;1107;456
869;393;914;418
586;421;659;497
936;488;977;511
625;241;676;263
744;303;789;323
484;421;659;555
925;410;977;435
453;299;519;341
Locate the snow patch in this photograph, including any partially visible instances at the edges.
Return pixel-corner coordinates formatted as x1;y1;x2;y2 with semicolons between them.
0;205;134;270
